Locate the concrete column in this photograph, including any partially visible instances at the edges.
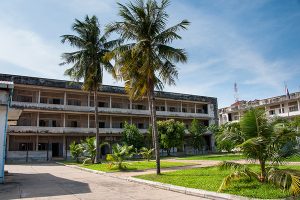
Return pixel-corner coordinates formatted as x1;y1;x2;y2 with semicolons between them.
130;100;132;110
36;135;39;151
297;100;300;111
63;135;66;158
87;114;90;128
88;93;90;107
63;113;66;127
37;112;40;127
165;100;167;112
109;96;112;108
180;101;183;112
38;90;41;103
194;104;197;113
207;103;210;115
130;116;133;124
64;91;67;106
110;116;112;128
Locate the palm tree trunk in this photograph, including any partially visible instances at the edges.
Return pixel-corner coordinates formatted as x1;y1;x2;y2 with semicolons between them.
149;89;160;175
259;159;266;182
94;90;100;164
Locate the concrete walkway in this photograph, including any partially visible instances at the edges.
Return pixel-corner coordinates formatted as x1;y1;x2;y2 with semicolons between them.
1;163;208;200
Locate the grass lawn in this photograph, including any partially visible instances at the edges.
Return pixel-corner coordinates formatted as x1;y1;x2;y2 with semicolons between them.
176;153;245;161
136;165;300;199
62;160;194;172
285;155;300;162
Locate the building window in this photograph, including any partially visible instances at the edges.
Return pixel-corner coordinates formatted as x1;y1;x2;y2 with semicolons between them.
138;123;144;129
182;108;187;113
68;99;81;106
119;122;124;128
52;120;57;127
52;99;61;105
169;107;176;112
40;97;47;104
137;105;144;110
289;106;298;112
19;143;33;151
99;122;105;128
98;102;106;107
39;120;46;127
160;106;165;111
38;143;48;151
71;121;78;127
269;110;275;115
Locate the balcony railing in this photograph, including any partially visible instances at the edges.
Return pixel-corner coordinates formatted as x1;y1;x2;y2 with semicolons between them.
8;126;148;134
11;101;213;118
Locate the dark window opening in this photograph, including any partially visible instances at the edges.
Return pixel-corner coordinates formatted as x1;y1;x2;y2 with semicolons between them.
39;120;46;127
98;102;106;107
137;105;144;110
169;107;175;112
52;120;57;127
71;121;78;127
138;123;144;129
52;99;61;105
40;97;47;104
182;108;187;113
38;143;48;151
99;122;105;128
19;143;33;151
120;122;124;128
228;113;232;121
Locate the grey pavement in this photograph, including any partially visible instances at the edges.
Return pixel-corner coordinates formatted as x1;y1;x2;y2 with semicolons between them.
1;163;208;200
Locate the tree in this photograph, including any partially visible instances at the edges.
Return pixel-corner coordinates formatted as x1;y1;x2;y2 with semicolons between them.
189;119;207;154
106;144;134;169
69;141;83;163
157;119;185;156
81;137;97;164
61;15;120;163
218;108;300;195
215;122;241;152
107;0;189;174
122;122;144;149
139;147;154;161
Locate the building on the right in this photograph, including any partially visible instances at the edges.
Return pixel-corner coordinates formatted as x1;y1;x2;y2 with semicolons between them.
219;92;300;125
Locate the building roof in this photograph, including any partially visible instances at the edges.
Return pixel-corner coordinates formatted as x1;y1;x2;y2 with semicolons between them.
0;73;217;103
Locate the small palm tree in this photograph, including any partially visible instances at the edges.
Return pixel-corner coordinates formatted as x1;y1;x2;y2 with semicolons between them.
61;15;120;163
106;144;134;169
218;108;300;195
106;0;189;174
81;137;97;164
139;147;154;161
69;141;83;163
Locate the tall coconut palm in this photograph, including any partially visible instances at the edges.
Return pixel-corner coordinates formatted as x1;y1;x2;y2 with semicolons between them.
106;0;189;174
218;108;300;195
61;15;120;163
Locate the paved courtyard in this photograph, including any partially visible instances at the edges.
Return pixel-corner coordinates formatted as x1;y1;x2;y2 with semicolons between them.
0;163;207;200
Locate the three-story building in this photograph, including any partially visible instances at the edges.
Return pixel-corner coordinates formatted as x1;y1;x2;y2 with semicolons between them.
0;74;218;162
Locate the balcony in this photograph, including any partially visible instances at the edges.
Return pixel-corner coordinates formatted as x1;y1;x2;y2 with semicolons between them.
7;126;148;134
11;101;213;118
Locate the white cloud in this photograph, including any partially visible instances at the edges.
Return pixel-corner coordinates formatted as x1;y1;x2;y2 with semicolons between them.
0;20;63;78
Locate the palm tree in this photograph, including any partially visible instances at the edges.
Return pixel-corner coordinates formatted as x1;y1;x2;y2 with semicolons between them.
61;15;120;163
106;0;189;174
106;144;134;169
218;108;300;195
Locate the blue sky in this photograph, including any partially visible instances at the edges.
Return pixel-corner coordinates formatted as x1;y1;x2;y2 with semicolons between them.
0;0;299;108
